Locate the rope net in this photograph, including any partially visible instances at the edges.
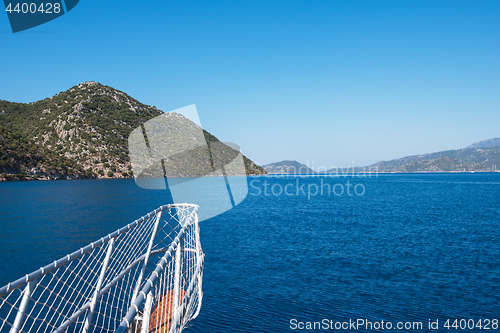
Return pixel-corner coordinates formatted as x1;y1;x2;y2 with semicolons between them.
0;204;204;333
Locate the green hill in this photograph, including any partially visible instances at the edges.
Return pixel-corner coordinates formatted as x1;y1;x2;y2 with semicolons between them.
0;81;265;180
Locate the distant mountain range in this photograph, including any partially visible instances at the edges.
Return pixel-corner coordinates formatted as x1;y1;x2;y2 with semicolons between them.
0;81;266;180
467;138;500;149
262;160;315;174
264;138;500;174
369;138;500;173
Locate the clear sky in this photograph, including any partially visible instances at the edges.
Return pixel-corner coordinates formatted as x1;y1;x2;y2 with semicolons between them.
1;0;499;169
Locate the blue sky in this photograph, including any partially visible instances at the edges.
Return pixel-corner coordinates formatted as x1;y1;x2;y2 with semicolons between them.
1;0;499;169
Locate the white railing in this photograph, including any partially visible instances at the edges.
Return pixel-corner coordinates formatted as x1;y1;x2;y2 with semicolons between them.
0;204;204;333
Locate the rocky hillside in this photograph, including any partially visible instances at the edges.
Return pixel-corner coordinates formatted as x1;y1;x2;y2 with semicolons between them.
262;160;315;174
0;81;265;180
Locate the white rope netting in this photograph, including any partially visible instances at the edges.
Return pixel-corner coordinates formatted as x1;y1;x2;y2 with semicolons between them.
0;204;204;333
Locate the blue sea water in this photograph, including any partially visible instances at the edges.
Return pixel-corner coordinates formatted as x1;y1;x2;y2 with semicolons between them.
0;174;499;332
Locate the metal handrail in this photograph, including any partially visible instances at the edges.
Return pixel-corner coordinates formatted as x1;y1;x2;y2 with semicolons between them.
0;203;197;298
0;203;203;333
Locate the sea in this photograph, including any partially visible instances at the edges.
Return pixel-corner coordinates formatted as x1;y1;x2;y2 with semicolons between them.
0;173;499;332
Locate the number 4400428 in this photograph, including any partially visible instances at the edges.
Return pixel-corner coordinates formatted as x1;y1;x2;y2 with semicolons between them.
5;3;61;14
444;319;498;330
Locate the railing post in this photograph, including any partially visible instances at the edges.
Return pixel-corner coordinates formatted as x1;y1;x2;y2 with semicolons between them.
131;210;163;305
81;237;115;333
140;291;154;333
169;237;183;333
191;212;203;320
9;279;36;333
